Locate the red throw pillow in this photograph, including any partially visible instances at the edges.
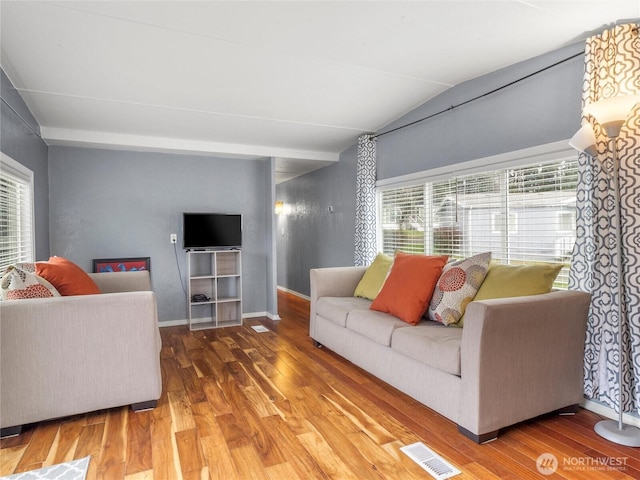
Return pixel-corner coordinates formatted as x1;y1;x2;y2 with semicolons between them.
35;256;101;296
370;252;448;325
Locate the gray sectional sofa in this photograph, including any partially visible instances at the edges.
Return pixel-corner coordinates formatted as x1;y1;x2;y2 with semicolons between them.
0;271;162;437
310;266;591;443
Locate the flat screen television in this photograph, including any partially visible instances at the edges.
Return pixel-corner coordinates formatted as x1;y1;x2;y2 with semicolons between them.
183;213;242;250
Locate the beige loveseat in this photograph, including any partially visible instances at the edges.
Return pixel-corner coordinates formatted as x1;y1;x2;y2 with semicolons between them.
0;271;162;437
310;266;591;443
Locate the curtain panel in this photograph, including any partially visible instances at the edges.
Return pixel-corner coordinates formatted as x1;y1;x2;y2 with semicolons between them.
354;134;377;267
569;23;640;414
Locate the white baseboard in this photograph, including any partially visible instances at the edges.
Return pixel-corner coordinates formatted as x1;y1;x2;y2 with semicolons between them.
159;311;280;328
277;285;310;301
243;311;281;321
159;318;188;327
582;399;640;428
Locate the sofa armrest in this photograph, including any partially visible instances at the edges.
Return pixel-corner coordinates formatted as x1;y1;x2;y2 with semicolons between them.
458;290;591;437
0;291;162;429
309;266;367;339
89;270;151;293
310;266;367;300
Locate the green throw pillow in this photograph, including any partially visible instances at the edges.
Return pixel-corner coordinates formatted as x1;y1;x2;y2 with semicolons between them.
455;263;563;326
354;253;393;300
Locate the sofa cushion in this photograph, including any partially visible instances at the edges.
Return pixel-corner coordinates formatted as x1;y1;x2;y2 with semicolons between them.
36;257;101;296
316;296;372;327
391;323;463;376
346;309;408;346
428;252;491;326
370;252;448;325
354;253;393;300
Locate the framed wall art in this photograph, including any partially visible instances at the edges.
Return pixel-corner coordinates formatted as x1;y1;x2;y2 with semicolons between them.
93;257;150;273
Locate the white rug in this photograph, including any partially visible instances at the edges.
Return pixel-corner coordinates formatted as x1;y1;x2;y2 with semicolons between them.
1;457;90;480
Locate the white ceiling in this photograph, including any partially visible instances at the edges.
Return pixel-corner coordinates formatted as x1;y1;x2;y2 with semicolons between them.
2;1;639;183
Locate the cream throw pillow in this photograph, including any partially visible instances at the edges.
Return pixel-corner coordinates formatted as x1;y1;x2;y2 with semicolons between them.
428;252;492;326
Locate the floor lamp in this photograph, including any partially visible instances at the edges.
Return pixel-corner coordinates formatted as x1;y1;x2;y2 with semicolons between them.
570;94;640;447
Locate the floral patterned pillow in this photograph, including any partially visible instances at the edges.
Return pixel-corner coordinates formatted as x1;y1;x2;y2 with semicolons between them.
428;252;492;326
0;263;61;300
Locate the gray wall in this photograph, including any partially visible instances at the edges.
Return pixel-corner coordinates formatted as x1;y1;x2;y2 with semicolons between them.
276;142;358;295
276;42;584;296
1;69;50;260
48;146;270;322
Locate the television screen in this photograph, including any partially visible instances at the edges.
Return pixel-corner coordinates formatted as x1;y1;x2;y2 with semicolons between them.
183;213;242;249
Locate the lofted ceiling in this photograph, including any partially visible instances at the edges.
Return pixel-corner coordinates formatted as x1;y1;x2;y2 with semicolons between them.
1;1;639;183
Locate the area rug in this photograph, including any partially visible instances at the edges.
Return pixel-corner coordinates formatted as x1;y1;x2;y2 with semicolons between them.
0;457;90;480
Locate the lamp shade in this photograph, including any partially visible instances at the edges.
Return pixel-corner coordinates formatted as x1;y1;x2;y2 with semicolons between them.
569;123;597;157
583;95;640;138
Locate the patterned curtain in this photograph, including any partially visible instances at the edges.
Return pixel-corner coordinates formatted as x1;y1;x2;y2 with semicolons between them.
354;134;377;266
569;24;640;414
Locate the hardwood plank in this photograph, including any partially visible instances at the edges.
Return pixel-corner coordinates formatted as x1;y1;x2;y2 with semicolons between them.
161;357;185;393
261;415;327;480
346;430;425;480
179;365;207;405
200;376;233;417
228;443;270;480
265;461;304;480
2;290;637;479
74;423;105;461
296;428;360;480
215;412;252;450
97;461;125;480
46;418;83;465
232;410;286;468
168;390;196;433
200;435;239;480
98;407;127;468
149;416;180;480
175;429;205;477
15;421;58;469
0;446;27;476
125;409;153;475
124;468;154;480
189;401;219;439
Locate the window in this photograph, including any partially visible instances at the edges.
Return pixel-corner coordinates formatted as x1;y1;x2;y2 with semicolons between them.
377;143;579;288
0;153;34;271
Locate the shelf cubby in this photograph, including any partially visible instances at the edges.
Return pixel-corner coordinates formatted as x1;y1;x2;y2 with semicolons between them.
187;250;242;330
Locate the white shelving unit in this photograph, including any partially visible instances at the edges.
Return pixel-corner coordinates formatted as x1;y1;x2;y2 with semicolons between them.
187;249;242;330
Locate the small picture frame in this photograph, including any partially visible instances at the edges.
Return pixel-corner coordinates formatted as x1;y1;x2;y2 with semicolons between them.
92;257;150;273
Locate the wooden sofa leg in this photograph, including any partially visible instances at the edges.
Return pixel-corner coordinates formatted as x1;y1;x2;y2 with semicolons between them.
131;400;158;412
0;425;22;438
457;425;499;444
557;404;579;415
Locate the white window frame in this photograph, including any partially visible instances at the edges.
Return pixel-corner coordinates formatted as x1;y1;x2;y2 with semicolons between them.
0;152;35;270
376;140;578;287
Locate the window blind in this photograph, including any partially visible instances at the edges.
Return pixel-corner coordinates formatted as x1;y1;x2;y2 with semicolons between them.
378;157;578;288
379;184;426;254
0;155;34;271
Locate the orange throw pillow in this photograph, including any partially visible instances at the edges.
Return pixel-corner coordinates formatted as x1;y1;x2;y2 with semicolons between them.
370;252;448;325
35;256;101;296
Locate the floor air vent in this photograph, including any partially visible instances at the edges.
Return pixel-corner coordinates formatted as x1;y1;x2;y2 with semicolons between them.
400;442;461;479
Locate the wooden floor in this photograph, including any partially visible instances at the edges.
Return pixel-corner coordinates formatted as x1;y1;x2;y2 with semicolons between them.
2;290;639;479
